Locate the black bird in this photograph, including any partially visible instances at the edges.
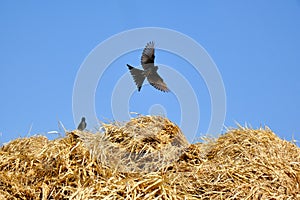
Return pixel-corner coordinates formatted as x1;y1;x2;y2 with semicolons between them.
127;41;170;92
77;117;87;131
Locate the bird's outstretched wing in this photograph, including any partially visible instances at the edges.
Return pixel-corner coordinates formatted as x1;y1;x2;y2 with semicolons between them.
147;71;170;92
127;64;146;91
141;41;155;70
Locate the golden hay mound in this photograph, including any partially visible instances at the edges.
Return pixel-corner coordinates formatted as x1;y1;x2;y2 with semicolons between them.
0;116;299;199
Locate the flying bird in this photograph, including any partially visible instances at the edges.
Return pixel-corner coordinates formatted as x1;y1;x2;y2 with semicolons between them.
127;41;170;92
77;117;87;131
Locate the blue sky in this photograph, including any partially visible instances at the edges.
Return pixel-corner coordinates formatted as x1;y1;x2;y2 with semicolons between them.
1;1;300;144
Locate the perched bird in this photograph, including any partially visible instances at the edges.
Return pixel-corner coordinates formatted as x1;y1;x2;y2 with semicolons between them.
127;41;170;92
77;117;87;131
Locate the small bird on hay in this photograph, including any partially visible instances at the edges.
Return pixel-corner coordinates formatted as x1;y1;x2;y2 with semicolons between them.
127;41;170;92
77;117;87;131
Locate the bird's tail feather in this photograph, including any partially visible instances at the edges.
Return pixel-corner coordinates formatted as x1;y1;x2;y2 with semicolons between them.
127;64;145;91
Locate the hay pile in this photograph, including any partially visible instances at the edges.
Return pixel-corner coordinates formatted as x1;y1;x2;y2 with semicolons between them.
0;116;299;199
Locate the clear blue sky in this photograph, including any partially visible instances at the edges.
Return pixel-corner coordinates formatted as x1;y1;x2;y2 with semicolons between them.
1;1;300;144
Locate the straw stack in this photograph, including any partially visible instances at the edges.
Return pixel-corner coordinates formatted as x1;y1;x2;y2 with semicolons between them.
0;116;299;199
